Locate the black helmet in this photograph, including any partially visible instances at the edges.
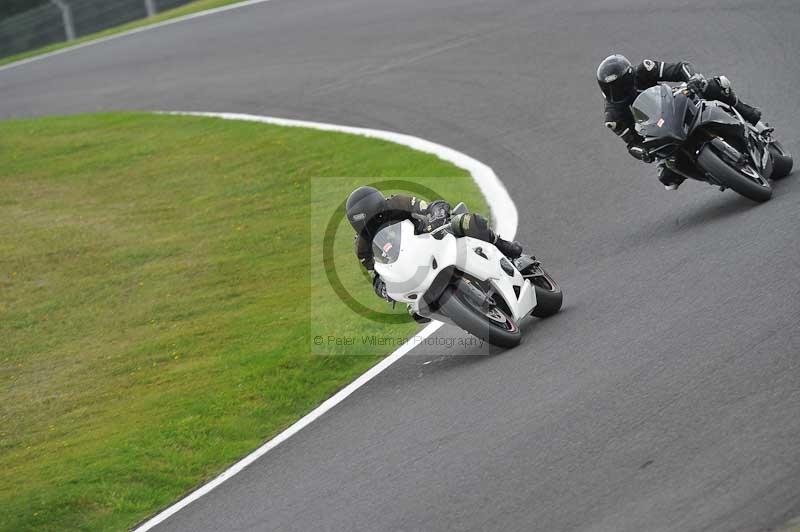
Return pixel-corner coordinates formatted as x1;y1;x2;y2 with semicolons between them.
346;186;386;235
597;54;635;103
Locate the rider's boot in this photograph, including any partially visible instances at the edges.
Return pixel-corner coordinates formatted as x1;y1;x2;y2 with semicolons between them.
495;237;523;259
658;163;686;190
755;120;774;137
734;101;762;125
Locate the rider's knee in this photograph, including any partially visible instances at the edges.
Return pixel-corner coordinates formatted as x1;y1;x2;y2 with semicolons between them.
450;213;492;240
449;213;467;237
705;75;738;105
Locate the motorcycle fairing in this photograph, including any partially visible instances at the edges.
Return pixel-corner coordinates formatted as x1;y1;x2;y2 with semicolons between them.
699;103;773;175
697;100;741;130
374;220;536;321
633;85;692;144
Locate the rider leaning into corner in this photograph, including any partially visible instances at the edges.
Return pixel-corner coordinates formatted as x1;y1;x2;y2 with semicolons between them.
597;54;766;190
345;186;524;323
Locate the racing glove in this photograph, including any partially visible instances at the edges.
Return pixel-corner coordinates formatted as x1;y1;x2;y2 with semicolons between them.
373;274;392;302
628;144;654;163
686;73;708;95
424;200;451;232
407;304;432;324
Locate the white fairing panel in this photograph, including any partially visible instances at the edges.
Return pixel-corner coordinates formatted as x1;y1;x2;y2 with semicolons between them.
374;220;536;321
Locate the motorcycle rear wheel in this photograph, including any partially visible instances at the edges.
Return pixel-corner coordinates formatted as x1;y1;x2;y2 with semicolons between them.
439;285;521;348
697;143;772;203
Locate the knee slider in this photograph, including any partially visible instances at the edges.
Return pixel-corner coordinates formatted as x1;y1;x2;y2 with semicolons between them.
709;75;737;103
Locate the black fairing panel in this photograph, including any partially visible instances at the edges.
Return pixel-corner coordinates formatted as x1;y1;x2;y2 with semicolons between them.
632;85;690;143
694;103;749;161
698;101;740;128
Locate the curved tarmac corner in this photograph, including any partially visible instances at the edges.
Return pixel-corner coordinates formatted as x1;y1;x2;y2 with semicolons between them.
133;111;518;531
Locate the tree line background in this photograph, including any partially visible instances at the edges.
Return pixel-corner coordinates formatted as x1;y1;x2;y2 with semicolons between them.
1;1;50;21
0;0;195;59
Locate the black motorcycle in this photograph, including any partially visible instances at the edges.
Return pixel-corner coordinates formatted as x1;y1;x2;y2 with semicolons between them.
632;83;793;202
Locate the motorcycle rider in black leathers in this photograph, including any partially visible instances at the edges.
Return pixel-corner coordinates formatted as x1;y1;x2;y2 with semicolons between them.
597;54;763;189
345;186;523;323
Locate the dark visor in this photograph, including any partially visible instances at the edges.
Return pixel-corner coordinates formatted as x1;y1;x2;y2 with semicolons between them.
599;72;634;103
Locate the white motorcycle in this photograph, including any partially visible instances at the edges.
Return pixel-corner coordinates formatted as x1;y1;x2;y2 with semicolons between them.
372;203;562;348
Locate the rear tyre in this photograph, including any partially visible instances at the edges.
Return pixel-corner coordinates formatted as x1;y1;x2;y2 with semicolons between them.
768;141;793;179
439;285;521;348
697;143;772;202
530;269;563;318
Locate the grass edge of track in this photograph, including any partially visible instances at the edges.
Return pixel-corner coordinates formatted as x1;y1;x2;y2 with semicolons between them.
0;111;489;530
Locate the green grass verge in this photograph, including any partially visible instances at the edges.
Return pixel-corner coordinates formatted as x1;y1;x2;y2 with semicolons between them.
0;0;249;67
777;517;800;532
0;112;487;531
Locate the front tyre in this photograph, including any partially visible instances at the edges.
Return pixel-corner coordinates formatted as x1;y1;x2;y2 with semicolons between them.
697;143;772;202
530;268;563;318
768;141;793;179
439;285;521;348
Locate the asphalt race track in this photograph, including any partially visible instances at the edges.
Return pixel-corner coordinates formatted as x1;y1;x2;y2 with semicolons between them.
2;0;799;530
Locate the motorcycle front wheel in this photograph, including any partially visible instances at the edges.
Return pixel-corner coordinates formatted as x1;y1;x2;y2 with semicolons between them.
530;268;563;318
439;285;521;348
768;140;793;179
697;143;772;202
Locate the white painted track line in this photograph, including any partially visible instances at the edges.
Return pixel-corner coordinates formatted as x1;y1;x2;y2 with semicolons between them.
133;111;517;531
135;321;444;531
167;112;518;238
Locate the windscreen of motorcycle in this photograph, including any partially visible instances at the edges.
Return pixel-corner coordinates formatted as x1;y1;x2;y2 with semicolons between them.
632;84;689;141
632;85;667;132
372;222;403;264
